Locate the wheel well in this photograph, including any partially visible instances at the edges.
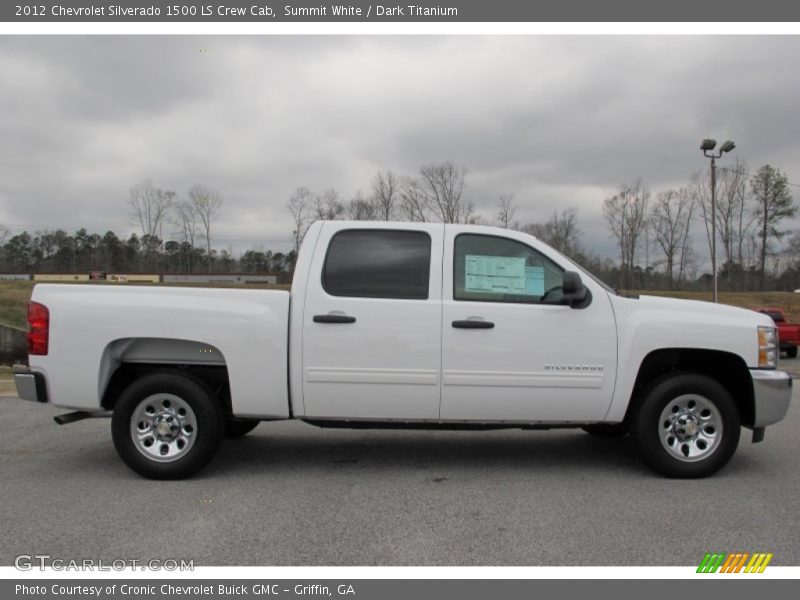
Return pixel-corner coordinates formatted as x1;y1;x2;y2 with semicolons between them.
101;364;232;414
626;349;754;427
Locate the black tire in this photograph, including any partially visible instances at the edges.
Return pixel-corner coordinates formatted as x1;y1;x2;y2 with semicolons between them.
787;346;798;359
225;417;260;438
581;423;628;438
631;372;740;478
111;372;224;480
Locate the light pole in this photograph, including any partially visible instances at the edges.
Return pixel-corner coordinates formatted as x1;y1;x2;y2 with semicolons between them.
701;138;736;303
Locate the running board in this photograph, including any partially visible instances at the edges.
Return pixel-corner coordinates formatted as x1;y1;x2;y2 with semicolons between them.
54;411;112;425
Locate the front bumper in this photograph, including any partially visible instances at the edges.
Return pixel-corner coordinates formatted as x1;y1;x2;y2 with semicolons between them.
750;369;792;427
13;365;48;403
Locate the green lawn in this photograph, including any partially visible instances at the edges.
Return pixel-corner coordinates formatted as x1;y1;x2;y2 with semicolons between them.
0;282;35;329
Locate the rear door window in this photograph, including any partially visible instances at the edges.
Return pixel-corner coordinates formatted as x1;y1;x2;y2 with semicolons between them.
323;230;431;300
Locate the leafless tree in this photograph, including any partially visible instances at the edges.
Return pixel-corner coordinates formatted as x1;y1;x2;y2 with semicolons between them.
312;188;345;221
129;179;173;240
720;159;754;284
348;190;380;220
693;158;755;289
495;194;517;229
371;171;399;221
172;200;199;273
398;176;429;222
651;188;694;288
602;180;650;291
418;162;473;223
287;186;312;258
189;184;223;274
128;179;174;267
677;191;696;290
550;207;582;256
677;243;698;288
522;206;583;259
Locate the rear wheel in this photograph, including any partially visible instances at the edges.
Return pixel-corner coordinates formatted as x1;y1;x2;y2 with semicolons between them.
111;372;224;479
631;373;740;478
787;346;798;359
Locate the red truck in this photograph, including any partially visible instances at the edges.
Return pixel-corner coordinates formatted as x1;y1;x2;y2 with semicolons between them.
755;307;800;358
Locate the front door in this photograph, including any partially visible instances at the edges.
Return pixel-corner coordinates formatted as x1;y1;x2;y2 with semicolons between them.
440;228;617;422
302;223;444;420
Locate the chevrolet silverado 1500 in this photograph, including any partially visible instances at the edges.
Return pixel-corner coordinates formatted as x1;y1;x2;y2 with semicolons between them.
13;221;792;479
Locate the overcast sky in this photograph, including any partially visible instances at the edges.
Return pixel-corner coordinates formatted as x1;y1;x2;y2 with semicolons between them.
1;35;799;260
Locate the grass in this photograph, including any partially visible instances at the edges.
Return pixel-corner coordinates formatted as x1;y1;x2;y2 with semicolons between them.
0;366;13;387
0;282;35;330
2;281;799;329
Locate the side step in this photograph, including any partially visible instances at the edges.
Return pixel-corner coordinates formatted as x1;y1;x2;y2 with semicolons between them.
54;411;112;425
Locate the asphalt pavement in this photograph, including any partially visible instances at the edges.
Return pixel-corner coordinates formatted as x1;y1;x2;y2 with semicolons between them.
1;371;799;566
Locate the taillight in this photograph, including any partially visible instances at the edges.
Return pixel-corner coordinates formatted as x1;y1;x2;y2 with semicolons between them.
27;301;49;355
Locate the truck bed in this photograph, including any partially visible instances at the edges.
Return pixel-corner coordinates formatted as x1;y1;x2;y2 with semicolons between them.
29;284;291;417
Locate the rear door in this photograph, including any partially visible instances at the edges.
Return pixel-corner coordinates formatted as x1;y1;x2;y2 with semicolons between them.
301;222;444;420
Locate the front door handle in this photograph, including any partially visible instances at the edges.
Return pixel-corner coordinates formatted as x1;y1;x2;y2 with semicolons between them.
313;314;356;324
452;319;494;329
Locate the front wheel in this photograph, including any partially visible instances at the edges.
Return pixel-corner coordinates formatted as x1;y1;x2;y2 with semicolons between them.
786;346;798;359
111;372;224;479
631;373;740;478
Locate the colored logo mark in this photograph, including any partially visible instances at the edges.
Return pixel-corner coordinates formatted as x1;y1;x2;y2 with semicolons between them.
697;552;773;573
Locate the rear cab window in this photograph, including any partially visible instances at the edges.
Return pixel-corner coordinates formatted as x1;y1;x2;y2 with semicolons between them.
322;229;432;300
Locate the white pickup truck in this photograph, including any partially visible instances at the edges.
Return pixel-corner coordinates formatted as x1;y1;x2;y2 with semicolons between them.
13;221;792;479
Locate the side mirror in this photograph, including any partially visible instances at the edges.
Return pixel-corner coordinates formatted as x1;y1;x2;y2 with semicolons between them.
562;271;590;308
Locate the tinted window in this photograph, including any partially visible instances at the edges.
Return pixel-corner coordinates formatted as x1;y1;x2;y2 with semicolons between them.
323;230;431;299
454;234;565;304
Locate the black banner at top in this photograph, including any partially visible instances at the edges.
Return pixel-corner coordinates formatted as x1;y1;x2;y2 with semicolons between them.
4;0;800;22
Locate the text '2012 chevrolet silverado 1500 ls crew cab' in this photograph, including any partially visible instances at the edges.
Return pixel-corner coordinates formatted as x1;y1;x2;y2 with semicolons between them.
13;221;793;479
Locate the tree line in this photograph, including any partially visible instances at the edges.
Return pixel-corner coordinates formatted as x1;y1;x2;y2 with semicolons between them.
2;161;797;292
288;160;799;292
601;161;797;291
0;179;295;279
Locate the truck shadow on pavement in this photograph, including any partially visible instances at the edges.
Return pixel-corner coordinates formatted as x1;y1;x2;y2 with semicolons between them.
200;428;649;479
20;419;766;481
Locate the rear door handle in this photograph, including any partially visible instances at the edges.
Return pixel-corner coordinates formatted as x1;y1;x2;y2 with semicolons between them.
452;319;494;329
313;314;356;324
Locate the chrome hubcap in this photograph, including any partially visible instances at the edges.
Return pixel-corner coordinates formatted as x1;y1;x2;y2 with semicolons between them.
130;394;196;462
659;394;723;462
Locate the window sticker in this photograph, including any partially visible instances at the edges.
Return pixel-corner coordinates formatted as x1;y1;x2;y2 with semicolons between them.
464;255;526;295
525;266;545;296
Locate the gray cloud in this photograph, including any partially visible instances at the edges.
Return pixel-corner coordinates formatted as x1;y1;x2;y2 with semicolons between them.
1;35;799;260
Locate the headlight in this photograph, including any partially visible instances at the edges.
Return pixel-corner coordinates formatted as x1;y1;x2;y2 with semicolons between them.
758;326;778;369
